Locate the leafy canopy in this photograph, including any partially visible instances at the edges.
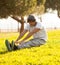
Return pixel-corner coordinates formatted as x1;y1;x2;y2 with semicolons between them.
0;0;36;18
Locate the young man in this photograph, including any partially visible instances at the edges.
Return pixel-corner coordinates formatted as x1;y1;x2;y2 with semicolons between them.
5;15;47;51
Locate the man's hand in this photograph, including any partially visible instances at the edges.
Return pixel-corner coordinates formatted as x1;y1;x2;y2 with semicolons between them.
14;40;25;44
19;40;25;44
14;41;19;44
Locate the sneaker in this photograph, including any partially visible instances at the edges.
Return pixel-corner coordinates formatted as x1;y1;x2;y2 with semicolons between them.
11;40;18;50
5;40;12;51
11;40;15;50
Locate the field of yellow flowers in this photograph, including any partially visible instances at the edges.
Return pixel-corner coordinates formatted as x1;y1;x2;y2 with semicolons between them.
0;29;60;65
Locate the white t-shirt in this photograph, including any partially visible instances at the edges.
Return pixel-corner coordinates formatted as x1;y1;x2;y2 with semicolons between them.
24;22;47;41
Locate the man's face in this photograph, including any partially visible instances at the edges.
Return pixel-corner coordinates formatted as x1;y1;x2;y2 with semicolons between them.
28;21;36;26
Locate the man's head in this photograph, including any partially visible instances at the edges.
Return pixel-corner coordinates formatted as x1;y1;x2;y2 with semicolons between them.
27;15;36;26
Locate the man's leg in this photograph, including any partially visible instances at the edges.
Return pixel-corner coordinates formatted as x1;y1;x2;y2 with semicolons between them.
17;39;46;49
5;39;46;51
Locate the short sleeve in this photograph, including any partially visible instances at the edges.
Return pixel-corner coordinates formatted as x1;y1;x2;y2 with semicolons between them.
36;22;43;29
24;23;30;30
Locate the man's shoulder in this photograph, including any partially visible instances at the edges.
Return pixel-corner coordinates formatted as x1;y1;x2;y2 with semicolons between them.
37;22;42;24
36;22;42;26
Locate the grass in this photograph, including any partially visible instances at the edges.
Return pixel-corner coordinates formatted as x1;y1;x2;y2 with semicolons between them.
0;30;60;65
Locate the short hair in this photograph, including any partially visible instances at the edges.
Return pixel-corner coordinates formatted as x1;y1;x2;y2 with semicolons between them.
27;15;36;22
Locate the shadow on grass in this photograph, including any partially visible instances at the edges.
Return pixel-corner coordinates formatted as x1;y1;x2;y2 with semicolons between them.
0;51;9;55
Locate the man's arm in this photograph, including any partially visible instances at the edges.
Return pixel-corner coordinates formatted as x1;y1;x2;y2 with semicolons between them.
19;28;40;43
15;30;28;42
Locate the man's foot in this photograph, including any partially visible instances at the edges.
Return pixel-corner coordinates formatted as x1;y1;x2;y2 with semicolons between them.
11;40;18;50
5;40;12;51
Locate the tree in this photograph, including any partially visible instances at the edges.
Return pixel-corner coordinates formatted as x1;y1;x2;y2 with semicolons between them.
44;0;60;17
37;0;60;18
0;0;37;32
0;0;37;18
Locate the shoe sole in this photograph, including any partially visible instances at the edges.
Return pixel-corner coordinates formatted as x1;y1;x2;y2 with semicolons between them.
5;40;12;51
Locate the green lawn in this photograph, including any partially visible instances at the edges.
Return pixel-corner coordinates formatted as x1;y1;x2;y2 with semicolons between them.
0;30;60;65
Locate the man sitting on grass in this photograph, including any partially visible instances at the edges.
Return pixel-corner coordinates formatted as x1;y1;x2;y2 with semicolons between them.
5;15;47;51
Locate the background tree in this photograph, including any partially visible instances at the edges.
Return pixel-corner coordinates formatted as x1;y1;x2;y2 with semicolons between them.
44;0;60;18
37;0;60;18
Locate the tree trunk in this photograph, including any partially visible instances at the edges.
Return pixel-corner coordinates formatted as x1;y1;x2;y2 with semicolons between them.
58;10;60;18
11;15;24;33
19;16;24;33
